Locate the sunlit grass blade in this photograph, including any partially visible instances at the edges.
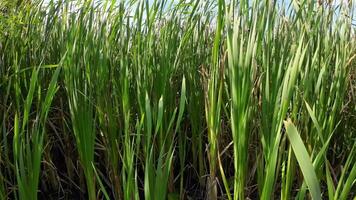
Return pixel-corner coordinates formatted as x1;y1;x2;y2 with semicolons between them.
284;119;321;200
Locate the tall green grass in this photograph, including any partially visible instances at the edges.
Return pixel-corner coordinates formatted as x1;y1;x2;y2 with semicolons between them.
0;0;355;199
12;66;60;200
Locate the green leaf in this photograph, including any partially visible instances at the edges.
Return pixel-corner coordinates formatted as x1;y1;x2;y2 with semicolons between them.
284;119;321;200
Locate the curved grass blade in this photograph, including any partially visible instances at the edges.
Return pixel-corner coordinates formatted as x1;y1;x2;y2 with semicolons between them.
284;119;321;200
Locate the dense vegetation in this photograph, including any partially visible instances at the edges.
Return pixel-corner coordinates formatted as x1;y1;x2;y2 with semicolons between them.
0;0;355;199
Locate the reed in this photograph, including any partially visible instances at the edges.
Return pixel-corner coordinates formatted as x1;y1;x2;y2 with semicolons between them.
0;0;355;199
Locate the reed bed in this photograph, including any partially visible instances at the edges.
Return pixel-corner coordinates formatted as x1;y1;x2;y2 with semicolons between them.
0;0;355;199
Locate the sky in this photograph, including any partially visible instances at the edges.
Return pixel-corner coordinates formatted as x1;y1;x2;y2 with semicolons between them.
41;0;355;25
